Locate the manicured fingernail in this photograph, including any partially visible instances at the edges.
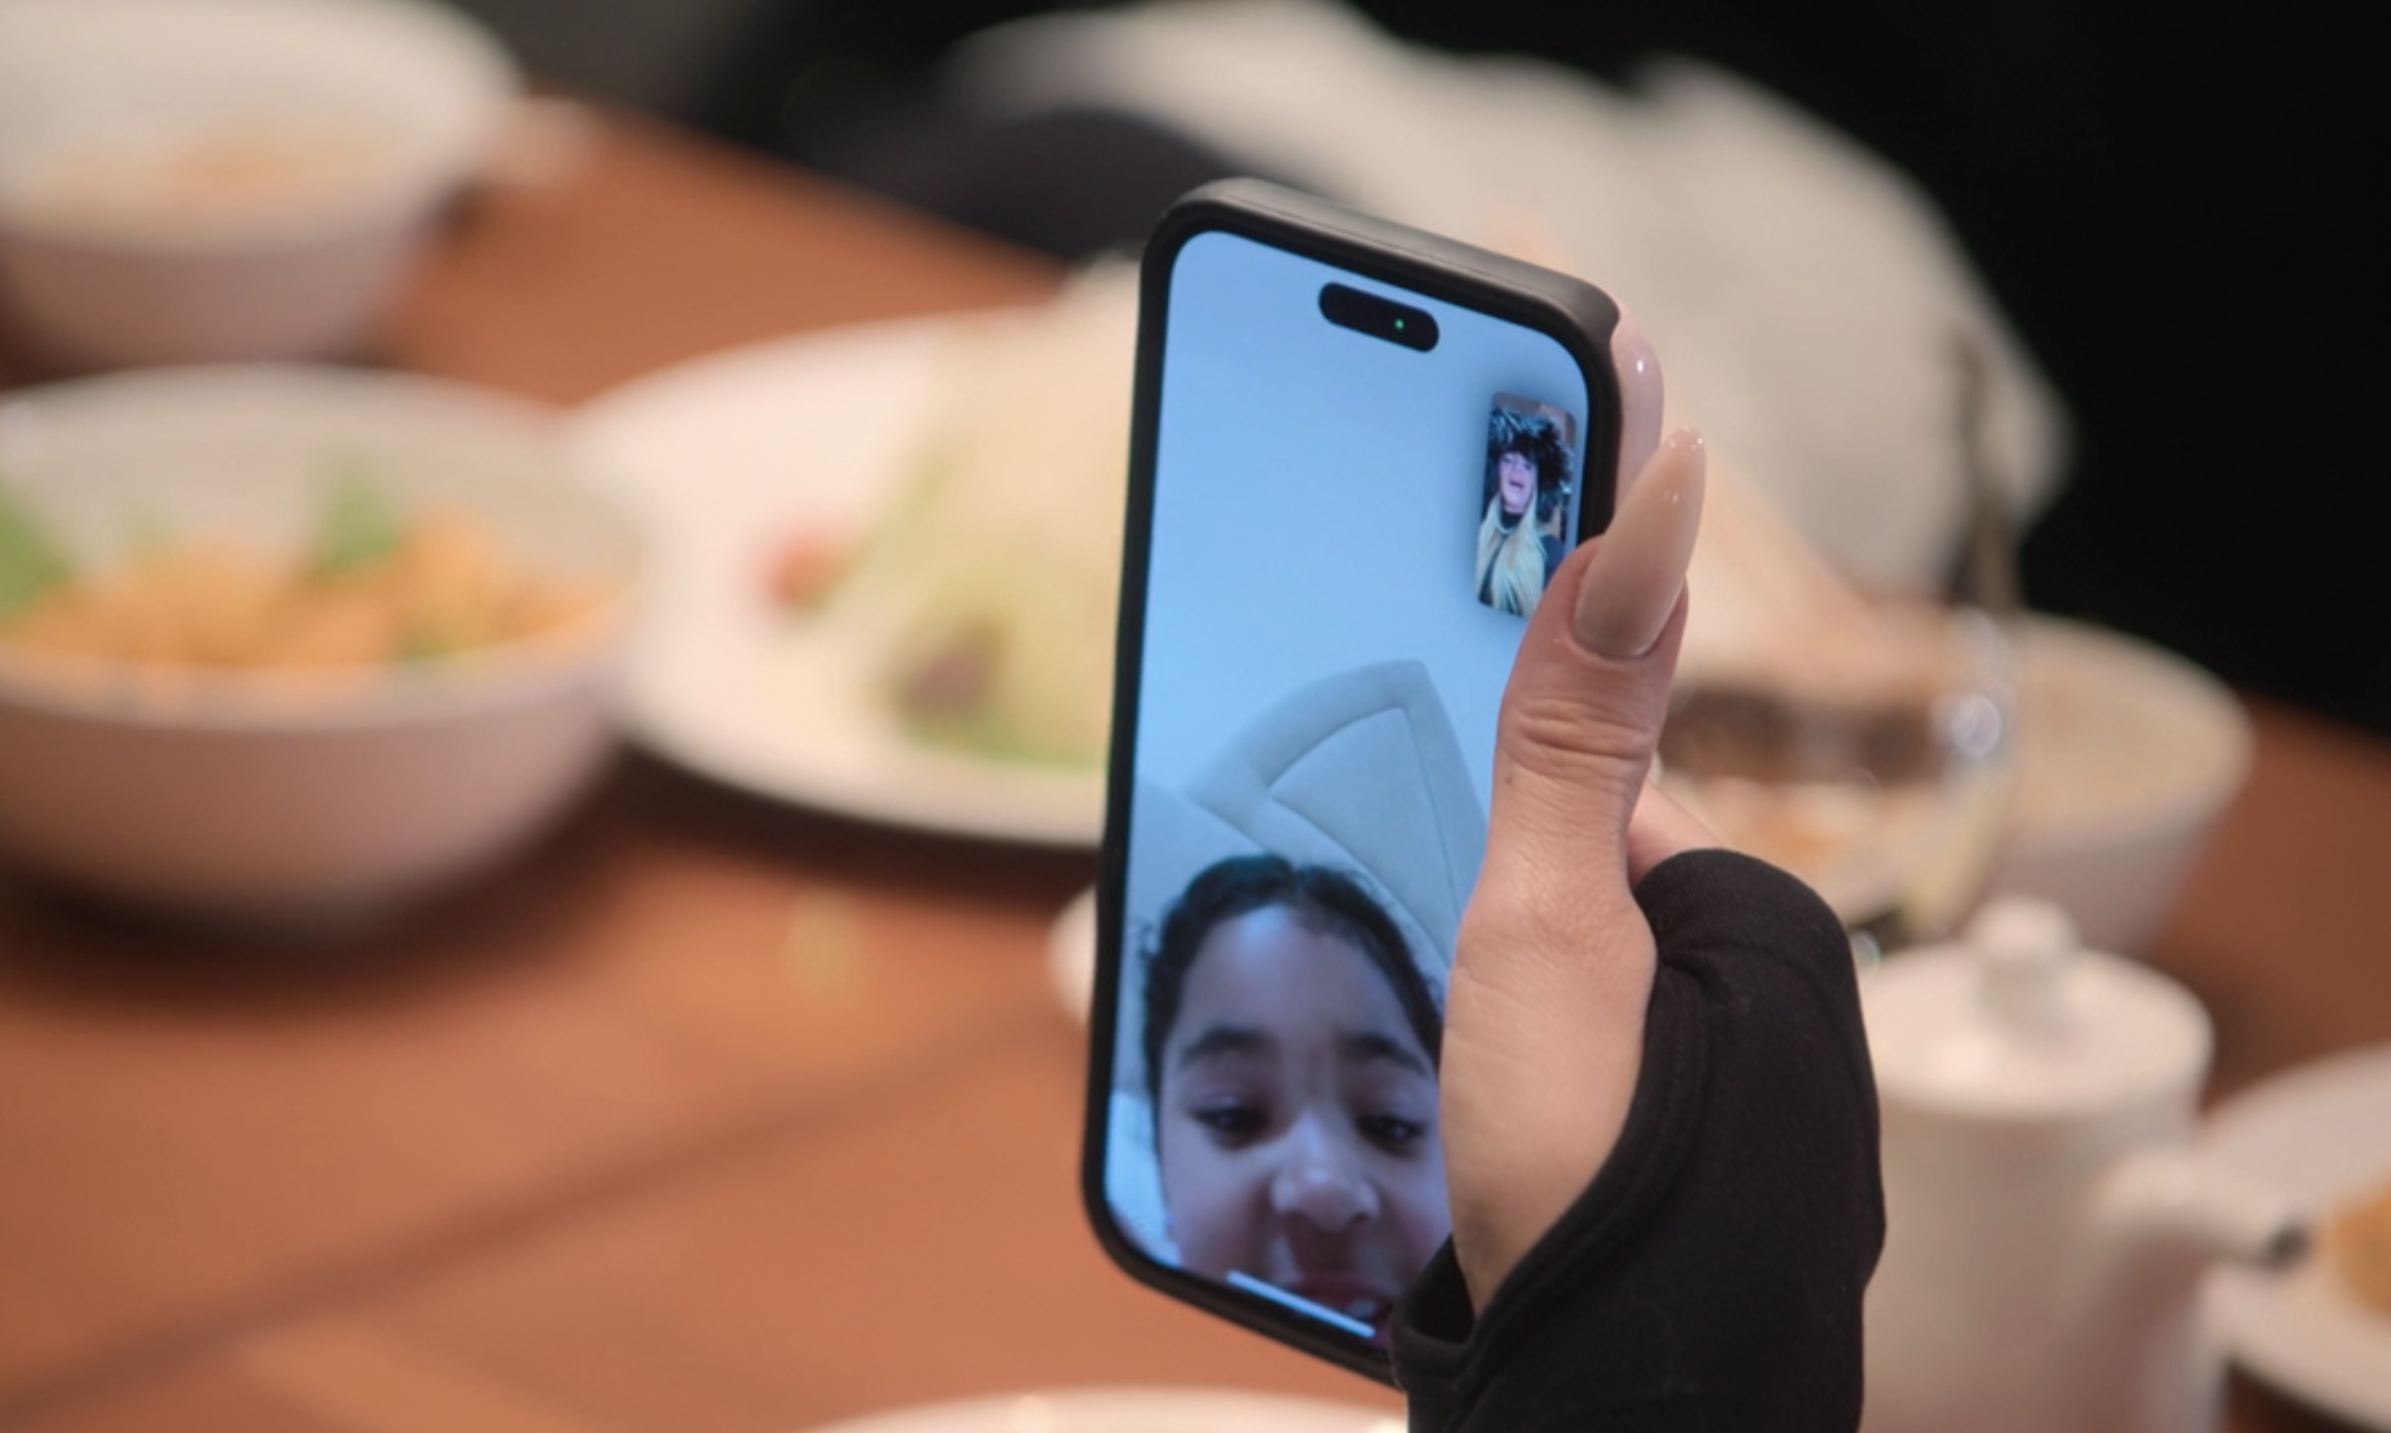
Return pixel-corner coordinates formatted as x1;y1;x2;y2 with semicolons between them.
1574;428;1705;659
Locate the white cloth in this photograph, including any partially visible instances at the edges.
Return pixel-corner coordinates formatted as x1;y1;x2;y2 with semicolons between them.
945;0;2069;594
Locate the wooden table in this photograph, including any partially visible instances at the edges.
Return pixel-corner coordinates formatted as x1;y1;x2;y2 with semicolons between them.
1;108;2384;1433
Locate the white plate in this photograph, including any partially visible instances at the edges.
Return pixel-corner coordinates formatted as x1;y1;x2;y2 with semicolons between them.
571;316;1105;846
2202;1044;2391;1428
794;1387;1402;1433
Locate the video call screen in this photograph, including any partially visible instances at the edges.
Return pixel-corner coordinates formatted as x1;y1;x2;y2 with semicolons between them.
1106;228;1590;1345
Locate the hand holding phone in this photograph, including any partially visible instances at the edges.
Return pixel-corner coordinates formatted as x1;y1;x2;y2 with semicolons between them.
1437;427;1712;1311
1082;179;1668;1381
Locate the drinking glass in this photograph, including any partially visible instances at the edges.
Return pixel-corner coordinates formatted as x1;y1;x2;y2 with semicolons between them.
1655;340;2022;957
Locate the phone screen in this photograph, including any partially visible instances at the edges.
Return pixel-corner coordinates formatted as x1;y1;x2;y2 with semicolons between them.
1094;220;1607;1369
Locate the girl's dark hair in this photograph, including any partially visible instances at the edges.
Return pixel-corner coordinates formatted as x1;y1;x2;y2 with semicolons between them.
1486;407;1573;523
1139;854;1442;1109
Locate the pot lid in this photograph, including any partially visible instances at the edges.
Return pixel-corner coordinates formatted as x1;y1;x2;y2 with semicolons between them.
1862;896;2212;1118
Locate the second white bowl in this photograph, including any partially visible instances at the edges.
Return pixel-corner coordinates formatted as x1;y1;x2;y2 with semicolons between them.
0;0;518;369
0;364;643;920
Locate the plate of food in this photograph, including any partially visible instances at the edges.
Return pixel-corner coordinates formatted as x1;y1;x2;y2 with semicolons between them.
570;269;1135;845
791;1387;1401;1433
2201;1043;2391;1429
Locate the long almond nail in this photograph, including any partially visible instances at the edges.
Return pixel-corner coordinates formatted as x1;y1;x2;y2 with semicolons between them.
1574;428;1705;659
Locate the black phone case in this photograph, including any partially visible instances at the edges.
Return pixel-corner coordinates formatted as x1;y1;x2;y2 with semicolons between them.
1083;178;1630;1383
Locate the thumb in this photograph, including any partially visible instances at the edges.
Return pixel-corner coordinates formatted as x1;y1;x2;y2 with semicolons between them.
1440;428;1706;1306
1480;427;1707;897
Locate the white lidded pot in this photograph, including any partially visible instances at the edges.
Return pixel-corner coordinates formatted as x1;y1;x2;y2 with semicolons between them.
1860;897;2305;1433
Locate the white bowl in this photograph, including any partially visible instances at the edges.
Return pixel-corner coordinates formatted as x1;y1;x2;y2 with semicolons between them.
0;365;642;920
1985;616;2254;955
0;0;517;370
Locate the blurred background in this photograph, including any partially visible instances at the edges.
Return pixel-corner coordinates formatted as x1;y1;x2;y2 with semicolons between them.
456;0;2384;742
3;3;2385;1431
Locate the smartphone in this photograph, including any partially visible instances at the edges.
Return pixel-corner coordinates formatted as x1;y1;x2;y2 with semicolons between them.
1083;178;1662;1381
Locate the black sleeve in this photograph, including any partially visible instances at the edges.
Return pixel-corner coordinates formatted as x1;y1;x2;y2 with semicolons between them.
1391;848;1884;1432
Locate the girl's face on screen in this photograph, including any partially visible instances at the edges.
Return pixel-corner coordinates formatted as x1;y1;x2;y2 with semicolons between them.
1155;904;1449;1337
1496;450;1537;516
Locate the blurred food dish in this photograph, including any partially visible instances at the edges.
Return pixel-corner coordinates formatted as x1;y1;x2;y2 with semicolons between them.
0;364;641;920
571;280;1128;847
2;475;602;669
791;1387;1401;1433
0;0;517;369
1985;616;2251;955
772;270;1128;770
2202;1044;2391;1429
